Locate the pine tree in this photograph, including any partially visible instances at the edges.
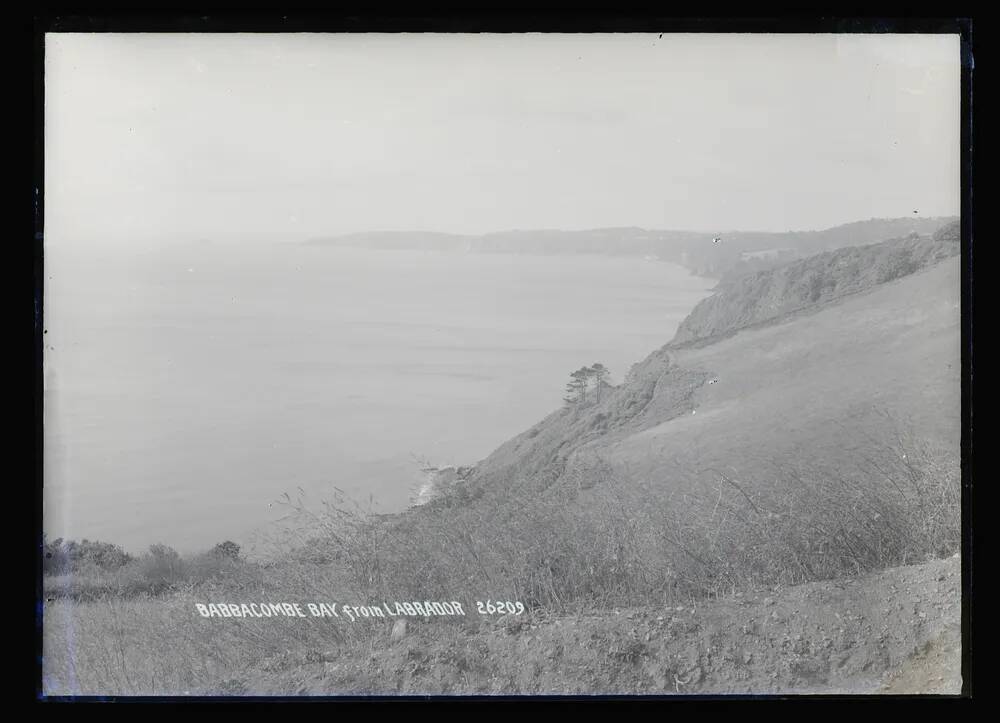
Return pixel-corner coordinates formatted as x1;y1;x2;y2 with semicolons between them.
589;363;610;401
564;367;590;404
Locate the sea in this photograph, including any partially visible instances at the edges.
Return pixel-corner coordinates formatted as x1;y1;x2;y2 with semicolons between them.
42;239;714;553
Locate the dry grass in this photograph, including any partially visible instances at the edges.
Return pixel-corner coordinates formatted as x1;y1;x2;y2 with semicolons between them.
42;415;959;696
270;415;959;611
41;569;419;696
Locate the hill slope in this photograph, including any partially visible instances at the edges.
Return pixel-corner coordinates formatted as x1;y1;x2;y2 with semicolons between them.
382;225;961;617
673;220;961;344
605;255;960;514
453;226;960;510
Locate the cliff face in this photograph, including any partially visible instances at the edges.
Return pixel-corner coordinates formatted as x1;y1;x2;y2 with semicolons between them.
671;221;960;346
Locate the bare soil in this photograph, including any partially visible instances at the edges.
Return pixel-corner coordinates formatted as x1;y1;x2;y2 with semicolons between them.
240;555;961;696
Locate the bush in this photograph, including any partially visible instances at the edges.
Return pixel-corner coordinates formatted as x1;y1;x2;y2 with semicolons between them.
131;544;185;593
212;541;241;560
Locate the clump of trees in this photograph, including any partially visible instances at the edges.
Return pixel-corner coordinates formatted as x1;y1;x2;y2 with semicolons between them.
42;536;133;575
42;536;256;600
564;362;611;405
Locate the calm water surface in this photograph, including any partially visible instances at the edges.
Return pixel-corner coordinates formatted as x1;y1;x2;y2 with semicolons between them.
43;241;713;552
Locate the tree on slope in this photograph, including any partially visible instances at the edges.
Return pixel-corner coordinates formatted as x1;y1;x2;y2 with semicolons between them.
564;367;592;405
589;363;610;401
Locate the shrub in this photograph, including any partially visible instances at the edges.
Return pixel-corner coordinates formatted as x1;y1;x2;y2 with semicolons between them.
211;541;241;560
130;544;185;593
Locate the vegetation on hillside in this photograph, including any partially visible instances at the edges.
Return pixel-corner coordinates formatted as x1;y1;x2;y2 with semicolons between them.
41;419;959;695
42;537;262;601
40;406;960;695
672;222;960;345
273;419;958;612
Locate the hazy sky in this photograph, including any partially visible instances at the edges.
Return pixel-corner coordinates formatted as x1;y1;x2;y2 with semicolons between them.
45;33;960;244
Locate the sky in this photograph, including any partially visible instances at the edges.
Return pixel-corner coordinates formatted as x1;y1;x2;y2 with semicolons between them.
44;33;961;245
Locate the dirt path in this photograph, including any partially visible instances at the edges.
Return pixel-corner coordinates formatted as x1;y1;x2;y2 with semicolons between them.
241;555;962;696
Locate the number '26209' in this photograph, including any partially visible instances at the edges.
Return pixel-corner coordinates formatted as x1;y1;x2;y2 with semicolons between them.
476;600;525;615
